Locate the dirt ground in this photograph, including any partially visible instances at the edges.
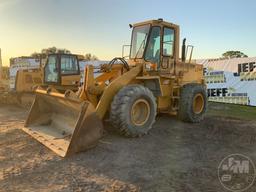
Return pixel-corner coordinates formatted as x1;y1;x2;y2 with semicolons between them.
1;103;256;192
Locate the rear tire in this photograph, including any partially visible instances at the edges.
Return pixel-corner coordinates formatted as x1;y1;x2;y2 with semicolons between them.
110;84;157;137
178;84;207;123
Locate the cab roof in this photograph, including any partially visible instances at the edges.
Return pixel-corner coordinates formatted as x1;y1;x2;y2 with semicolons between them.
132;19;179;29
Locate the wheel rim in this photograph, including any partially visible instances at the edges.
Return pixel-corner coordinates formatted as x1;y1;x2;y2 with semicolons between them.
193;93;205;114
131;99;150;126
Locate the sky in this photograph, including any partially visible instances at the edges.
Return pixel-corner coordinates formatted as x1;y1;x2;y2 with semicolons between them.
0;0;255;66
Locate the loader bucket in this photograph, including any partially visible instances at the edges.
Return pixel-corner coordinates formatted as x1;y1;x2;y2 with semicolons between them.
23;92;104;157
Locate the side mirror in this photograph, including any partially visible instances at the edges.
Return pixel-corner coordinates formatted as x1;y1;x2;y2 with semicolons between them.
186;45;194;63
122;45;131;59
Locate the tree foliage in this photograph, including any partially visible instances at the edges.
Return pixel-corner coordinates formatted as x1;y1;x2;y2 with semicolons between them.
31;47;71;58
30;47;99;61
84;53;98;61
41;47;71;55
222;51;248;59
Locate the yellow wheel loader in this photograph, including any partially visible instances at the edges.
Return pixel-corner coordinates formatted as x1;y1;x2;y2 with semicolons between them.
39;53;82;92
7;53;81;107
15;53;82;92
23;19;207;157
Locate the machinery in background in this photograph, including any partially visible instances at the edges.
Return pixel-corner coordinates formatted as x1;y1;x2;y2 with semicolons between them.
1;54;82;107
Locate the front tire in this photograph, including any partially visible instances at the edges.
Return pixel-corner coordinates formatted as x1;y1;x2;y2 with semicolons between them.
110;85;157;137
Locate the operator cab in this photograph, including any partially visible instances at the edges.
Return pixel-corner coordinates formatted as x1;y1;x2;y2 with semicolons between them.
43;54;81;91
129;19;180;74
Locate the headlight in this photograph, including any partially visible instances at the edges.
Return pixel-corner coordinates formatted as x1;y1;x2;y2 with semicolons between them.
145;63;157;71
145;63;151;70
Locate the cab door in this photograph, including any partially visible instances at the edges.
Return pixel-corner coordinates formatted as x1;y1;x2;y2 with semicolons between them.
60;55;80;86
144;26;161;69
44;55;59;85
160;27;175;75
144;26;175;75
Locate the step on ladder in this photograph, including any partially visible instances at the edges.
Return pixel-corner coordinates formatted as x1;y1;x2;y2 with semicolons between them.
170;83;180;113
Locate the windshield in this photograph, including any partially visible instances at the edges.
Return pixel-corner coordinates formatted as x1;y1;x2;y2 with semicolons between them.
130;25;150;59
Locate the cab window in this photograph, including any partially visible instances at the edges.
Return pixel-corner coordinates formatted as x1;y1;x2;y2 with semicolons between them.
163;28;175;57
44;55;58;83
61;55;79;75
145;27;161;65
130;25;150;59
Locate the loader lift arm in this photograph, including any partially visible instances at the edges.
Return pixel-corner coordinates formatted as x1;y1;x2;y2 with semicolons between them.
23;61;142;157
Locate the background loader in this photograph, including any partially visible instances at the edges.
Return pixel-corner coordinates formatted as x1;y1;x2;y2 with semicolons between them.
1;53;82;107
23;19;207;157
15;53;82;93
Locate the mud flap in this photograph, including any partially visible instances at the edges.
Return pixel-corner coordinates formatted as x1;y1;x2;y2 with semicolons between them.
23;92;104;157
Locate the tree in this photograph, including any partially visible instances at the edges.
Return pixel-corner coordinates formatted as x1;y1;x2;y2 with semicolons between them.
84;53;98;61
41;47;71;55
30;47;99;61
57;49;71;54
31;47;71;58
222;51;248;59
30;52;41;58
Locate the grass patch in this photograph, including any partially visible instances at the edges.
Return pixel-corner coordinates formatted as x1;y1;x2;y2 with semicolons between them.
207;102;256;121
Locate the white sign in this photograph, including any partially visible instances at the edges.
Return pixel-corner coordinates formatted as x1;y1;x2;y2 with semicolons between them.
197;57;256;106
